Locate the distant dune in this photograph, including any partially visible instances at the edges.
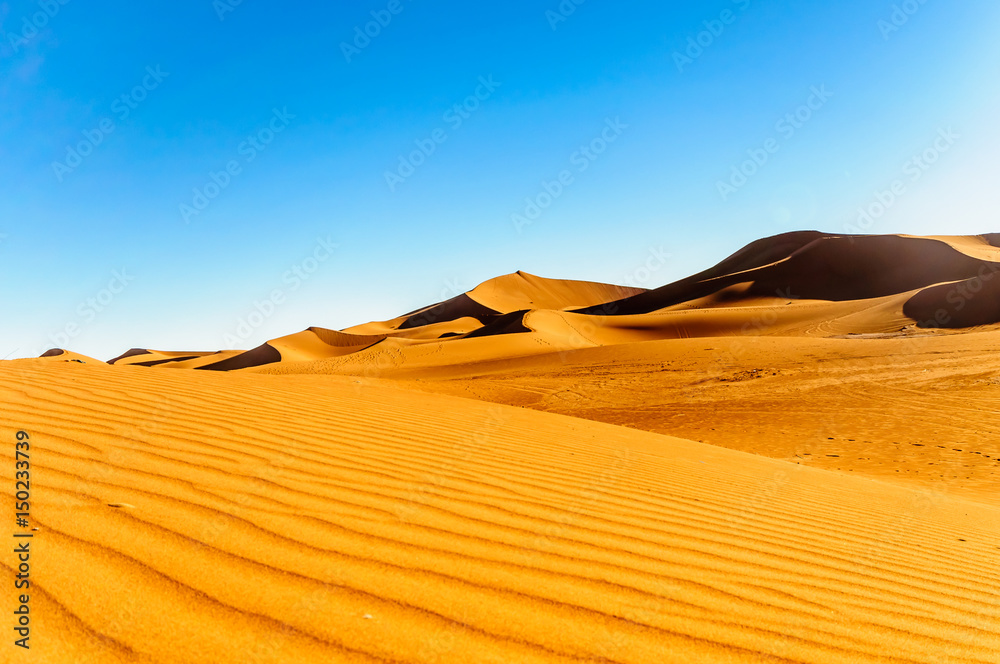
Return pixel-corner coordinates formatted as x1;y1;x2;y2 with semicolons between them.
42;233;1000;374
347;270;647;334
39;348;102;364
575;232;1000;315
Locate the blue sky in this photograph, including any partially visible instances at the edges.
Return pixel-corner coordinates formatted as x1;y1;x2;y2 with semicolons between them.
1;0;998;360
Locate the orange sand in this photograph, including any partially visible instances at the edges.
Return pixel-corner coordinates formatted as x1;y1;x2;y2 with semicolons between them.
1;361;998;662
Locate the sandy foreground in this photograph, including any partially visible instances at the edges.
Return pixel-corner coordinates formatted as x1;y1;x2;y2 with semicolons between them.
1;360;998;663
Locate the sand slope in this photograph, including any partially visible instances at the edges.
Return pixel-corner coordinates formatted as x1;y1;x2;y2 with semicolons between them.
364;332;1000;505
2;361;999;663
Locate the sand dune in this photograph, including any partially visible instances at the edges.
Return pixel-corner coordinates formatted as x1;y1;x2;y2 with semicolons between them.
255;290;956;380
39;348;103;364
87;273;643;371
67;233;1000;373
925;234;1000;262
2;360;999;663
465;271;646;313
104;329;390;371
347;271;646;335
108;349;248;370
904;276;1000;328
576;233;1000;316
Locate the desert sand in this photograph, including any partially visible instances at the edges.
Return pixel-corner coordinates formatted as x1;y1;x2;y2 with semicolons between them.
2;361;999;663
358;332;1000;505
6;232;1000;662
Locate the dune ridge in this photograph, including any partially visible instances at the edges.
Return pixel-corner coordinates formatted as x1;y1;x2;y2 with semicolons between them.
43;233;1000;373
575;233;1000;315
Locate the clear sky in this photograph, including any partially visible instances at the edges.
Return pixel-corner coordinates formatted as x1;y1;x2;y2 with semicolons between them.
1;0;998;360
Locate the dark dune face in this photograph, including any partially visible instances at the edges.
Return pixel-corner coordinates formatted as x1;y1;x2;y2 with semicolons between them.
398;293;500;330
749;235;993;301
576;234;1000;316
197;344;282;371
904;267;1000;328
463;311;532;339
572;231;834;316
40;348;66;358
107;348;154;364
133;355;203;367
708;230;828;276
308;327;387;348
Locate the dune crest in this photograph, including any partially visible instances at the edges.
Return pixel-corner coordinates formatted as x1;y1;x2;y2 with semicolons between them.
576;233;1000;314
73;233;1000;372
38;348;102;364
